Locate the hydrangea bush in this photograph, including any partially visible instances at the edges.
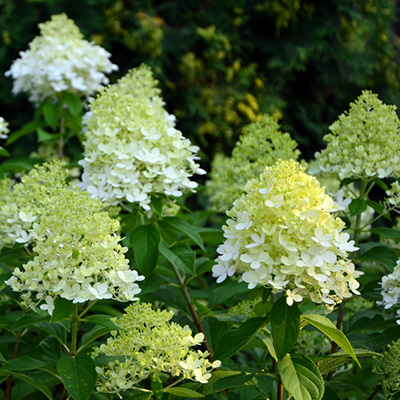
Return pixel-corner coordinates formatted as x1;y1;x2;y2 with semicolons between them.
1;14;400;400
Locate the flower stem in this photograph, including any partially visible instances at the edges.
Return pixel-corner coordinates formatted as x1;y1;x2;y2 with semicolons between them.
70;305;79;356
170;264;213;359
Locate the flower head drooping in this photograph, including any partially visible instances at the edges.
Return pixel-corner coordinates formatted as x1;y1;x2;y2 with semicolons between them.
313;91;400;180
5;14;118;104
213;159;362;307
92;302;221;393
79;64;205;210
3;162;143;314
207;115;301;211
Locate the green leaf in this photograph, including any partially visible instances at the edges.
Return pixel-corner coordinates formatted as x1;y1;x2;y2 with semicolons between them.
359;245;398;269
261;336;278;362
373;178;389;191
301;314;360;367
213;317;268;360
57;354;96;400
37;128;61;143
371;227;400;241
151;374;163;400
278;354;324;400
131;224;161;276
36;322;68;345
322;386;341;400
159;241;195;275
80;325;110;349
43;102;62;130
0;370;54;399
366;200;386;216
84;315;119;330
0;351;5;362
162;216;205;250
64;92;83;115
150;195;163;216
201;370;255;396
164;387;204;398
208;280;249;309
93;354;129;366
1;356;46;371
349;198;367;217
6;121;45;145
50;298;76;323
271;296;300;360
0;159;35;173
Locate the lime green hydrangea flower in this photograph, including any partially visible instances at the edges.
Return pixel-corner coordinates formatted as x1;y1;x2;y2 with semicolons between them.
5;13;118;103
376;338;400;398
313;90;400;180
213;159;362;307
79;64;205;210
3;162;143;314
207;115;300;211
93;302;221;392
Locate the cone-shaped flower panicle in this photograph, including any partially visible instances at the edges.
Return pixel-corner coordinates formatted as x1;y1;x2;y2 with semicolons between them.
93;302;221;392
79;64;205;210
208;115;300;211
313;90;400;180
3;162;143;314
5;13;118;103
212;159;362;307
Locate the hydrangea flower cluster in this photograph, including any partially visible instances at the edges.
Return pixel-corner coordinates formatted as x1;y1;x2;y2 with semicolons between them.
79;64;205;210
0;117;9;154
93;302;221;392
376;338;400;398
207;115;300;211
212;159;362;307
378;260;400;323
3;162;143;314
313;91;400;180
5;14;118;103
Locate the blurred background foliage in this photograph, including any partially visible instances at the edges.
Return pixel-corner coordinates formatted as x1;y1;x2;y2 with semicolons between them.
1;0;400;164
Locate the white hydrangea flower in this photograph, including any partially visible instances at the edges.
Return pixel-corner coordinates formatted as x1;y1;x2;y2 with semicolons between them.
79;64;205;210
378;261;400;317
5;14;118;103
212;160;362;307
0;117;9;154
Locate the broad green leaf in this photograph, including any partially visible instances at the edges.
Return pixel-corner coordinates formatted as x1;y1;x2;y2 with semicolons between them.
366;200;386;217
373;177;389;191
339;178;358;189
0;370;53;399
36;322;68;345
57;354;96;400
0;148;9;157
164;387;204;398
278;354;324;400
84;315;119;330
261;336;278;362
159;241;195;275
50;298;76;323
150;195;163;216
359;245;398;270
37;128;61;143
271;296;300;360
80;325;110;349
371;227;400;241
131;224;161;276
195;227;224;245
10;313;49;332
1;356;46;371
35;337;63;364
64;92;83;115
201;370;255;396
0;159;35;173
322;386;341;400
349;198;367;216
162;216;205;250
43;102;62;130
151;374;163;400
208;280;248;309
213;317;268;360
301;314;360;367
6;121;45;145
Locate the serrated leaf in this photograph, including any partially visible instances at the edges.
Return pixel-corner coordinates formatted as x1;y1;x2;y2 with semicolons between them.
278;354;324;400
164;387;204;398
131;224;161;276
208;280;249;309
6;121;45;145
162;216;205;250
0;370;53;399
43;102;62;130
359;245;398;269
201;370;255;396
213;317;268;360
57;354;96;400
349;198;367;217
271;296;300;360
50;298;76;323
371;227;400;241
301;314;360;367
64;92;83;115
36;322;68;345
159;241;195;275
